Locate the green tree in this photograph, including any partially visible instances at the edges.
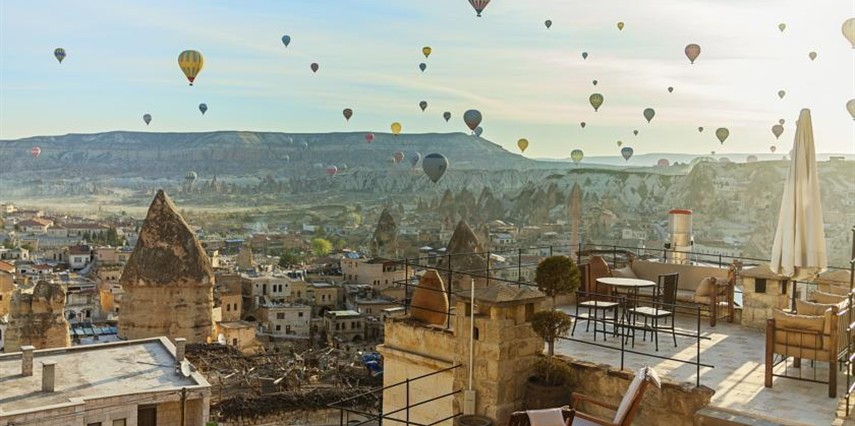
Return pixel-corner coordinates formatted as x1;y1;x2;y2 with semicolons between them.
531;310;573;381
311;238;333;257
534;256;581;308
279;249;305;268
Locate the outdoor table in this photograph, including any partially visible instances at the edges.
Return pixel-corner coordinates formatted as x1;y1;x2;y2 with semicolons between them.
596;277;656;317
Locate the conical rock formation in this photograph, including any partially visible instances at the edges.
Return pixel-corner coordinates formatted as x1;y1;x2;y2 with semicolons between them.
118;190;214;343
438;220;488;291
371;208;398;258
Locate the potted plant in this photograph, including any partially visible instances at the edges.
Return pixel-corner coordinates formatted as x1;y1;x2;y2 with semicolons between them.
525;256;581;409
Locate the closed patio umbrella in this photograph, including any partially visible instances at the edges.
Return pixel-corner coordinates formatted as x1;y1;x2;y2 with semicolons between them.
770;108;827;277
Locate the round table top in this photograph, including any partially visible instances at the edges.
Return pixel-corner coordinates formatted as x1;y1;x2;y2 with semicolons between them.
596;277;656;288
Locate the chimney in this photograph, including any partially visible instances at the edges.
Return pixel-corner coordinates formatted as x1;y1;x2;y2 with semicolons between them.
41;361;56;392
175;338;186;364
21;345;35;377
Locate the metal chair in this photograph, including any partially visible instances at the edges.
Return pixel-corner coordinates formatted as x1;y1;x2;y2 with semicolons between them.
626;273;679;351
572;257;619;341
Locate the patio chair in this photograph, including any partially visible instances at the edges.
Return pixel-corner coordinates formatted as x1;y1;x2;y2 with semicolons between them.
626;273;679;351
507;407;575;426
570;366;661;426
573;256;620;341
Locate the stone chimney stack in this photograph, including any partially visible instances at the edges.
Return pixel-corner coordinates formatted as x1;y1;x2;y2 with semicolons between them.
21;345;35;376
41;361;56;392
175;338;187;364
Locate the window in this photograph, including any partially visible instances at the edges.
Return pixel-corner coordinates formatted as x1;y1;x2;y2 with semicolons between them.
87;422;102;426
298;312;304;317
277;313;285;319
232;338;238;346
335;323;340;330
226;304;231;312
113;420;127;426
233;303;238;311
275;325;281;331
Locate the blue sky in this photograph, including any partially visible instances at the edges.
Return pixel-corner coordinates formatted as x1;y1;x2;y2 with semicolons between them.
1;0;853;158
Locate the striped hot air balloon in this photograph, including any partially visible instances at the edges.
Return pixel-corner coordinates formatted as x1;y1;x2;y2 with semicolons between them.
178;50;204;85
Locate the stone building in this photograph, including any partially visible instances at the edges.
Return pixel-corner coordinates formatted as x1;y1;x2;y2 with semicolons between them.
370;208;398;259
118;190;214;344
5;280;71;352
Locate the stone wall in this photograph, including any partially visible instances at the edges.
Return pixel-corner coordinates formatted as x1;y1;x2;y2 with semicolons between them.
558;356;714;426
217;408;360;426
4;280;70;352
741;276;789;329
0;271;13;316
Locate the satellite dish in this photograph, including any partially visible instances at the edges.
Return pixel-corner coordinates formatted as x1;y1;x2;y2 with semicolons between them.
180;360;192;377
217;333;227;345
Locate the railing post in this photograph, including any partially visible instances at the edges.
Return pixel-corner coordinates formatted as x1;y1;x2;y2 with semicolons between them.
550;245;553;256
447;254;453;330
696;306;702;388
486;250;491;287
518;247;522;286
406;378;411;425
612;245;617;268
404;258;409;315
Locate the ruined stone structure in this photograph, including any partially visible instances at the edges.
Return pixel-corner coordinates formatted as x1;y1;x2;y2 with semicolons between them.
236;245;254;270
437;220;488;291
0;270;13;317
370;208;398;259
118;190;214;343
5;280;70;351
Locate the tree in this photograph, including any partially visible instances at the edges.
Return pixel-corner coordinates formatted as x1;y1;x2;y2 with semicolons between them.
311;238;333;257
534;256;581;308
531;310;573;384
279;249;305;268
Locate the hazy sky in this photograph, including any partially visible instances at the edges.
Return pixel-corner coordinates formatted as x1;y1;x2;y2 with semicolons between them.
1;0;853;158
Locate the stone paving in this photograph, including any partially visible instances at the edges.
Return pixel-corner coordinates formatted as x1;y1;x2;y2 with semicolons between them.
554;304;847;426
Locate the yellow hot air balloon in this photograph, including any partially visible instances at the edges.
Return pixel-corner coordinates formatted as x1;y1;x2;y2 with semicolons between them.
178;50;204;86
847;99;855;120
808;51;817;61
843;18;855;48
422;46;432;58
617;22;624;31
517;138;529;153
589;93;604;112
391;122;402;135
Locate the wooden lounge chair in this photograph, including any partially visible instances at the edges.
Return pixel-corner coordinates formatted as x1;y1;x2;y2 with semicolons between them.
507;407;575;426
570;366;661;426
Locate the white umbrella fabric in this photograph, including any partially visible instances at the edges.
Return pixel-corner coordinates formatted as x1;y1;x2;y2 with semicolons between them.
770;108;827;277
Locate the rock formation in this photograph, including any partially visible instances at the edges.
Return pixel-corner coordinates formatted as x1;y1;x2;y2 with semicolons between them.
237;245;254;270
437;221;488;291
5;280;70;351
409;270;449;326
371;208;398;259
0;270;13;317
118;190;214;343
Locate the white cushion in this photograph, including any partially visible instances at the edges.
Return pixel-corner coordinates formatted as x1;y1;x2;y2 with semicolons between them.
526;408;565;426
613;366;660;423
571;417;600;426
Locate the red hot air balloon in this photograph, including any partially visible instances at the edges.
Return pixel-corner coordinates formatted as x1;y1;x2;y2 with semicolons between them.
657;158;670;167
30;146;42;159
463;109;482;131
684;44;701;64
364;133;375;143
325;165;338;176
310;63;319;73
468;0;491;17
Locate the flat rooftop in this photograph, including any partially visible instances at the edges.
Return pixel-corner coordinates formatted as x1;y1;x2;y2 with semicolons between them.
0;337;207;414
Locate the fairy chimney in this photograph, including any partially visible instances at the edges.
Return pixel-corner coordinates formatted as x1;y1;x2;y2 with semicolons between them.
437;220;488;291
118;190;214;343
371;208;398;259
5;280;70;352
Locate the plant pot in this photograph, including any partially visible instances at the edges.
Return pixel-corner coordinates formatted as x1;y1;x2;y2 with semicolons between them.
524;375;572;410
454;415;493;426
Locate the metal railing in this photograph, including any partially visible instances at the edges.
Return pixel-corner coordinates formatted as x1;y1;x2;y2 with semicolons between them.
328;364;462;426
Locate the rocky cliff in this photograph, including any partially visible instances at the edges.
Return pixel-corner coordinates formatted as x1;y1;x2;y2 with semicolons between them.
5;280;70;351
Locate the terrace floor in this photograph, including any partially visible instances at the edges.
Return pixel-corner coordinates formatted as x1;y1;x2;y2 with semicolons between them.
554;304;845;426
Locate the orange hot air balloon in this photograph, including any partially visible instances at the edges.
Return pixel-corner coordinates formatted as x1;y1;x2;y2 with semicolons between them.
684;44;701;64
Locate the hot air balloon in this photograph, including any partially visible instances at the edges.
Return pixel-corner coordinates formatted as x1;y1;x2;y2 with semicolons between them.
715;128;729;144
419;101;428;112
844;18;855;48
847;99;855;119
463;109;482;131
300;141;308;150
589;93;604;112
393;151;404;163
325;165;338;177
30;146;41;159
468;0;490;17
443;111;451;122
281;35;291;47
409;152;421;168
580;122;586;128
54;48;66;63
391;122;402;135
422;153;448;182
311;63;319;73
808;51;817;61
582;52;588;60
667;86;674;93
657;158;670;167
698;127;704;132
143;114;152;125
517;138;529;153
283;154;290;162
771;124;784;139
571;149;584;164
340;163;348;171
419;63;427;72
747;155;758;163
545;20;552;29
684;44;701;64
779;119;785;125
770;146;777;153
185;171;197;183
617;22;625;31
592;80;598;86
387;157;395;165
474;126;483;137
643;108;655;123
422;46;432;58
777;90;786;99
198;103;208;115
620;147;633;161
178;50;204;85
343;108;353;121
633;130;638;136
616;141;623;147
778;23;786;32
365;133;375;143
